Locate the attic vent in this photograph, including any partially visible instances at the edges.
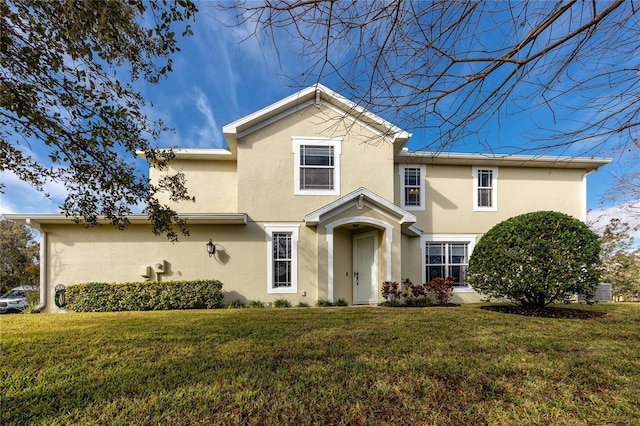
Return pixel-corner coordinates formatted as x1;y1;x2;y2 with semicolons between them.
315;89;321;108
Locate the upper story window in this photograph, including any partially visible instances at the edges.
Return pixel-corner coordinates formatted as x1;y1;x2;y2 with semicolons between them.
399;165;426;210
265;224;300;294
293;137;342;195
473;166;498;211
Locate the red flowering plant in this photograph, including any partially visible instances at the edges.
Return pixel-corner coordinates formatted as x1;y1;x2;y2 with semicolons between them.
381;278;430;306
424;276;456;305
381;280;400;302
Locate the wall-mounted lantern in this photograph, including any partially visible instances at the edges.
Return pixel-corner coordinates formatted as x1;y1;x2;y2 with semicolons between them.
206;238;216;257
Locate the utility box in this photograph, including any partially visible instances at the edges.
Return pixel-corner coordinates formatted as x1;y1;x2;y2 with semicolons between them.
139;266;151;279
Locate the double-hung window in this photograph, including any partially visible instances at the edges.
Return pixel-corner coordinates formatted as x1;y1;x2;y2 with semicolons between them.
265;225;299;294
473;167;498;211
422;235;476;289
399;165;426;210
293;137;341;195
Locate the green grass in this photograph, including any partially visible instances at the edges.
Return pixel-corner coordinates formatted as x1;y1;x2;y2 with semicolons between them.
2;303;640;425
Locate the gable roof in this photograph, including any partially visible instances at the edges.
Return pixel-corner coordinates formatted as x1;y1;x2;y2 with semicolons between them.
304;187;420;236
222;84;411;148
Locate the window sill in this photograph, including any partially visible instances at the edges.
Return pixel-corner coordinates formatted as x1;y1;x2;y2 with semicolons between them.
268;288;298;294
453;286;476;293
294;189;340;196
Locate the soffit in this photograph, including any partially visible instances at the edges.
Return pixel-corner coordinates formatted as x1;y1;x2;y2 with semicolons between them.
3;213;248;228
396;151;611;170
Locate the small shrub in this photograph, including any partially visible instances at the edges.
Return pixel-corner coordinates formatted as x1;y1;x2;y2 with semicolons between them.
296;302;310;308
227;300;246;309
247;299;265;308
405;296;431;307
379;299;402;307
23;289;41;314
334;298;348;306
468;211;601;307
382;277;453;306
424;276;455;305
316;299;333;307
273;298;292;308
381;281;400;301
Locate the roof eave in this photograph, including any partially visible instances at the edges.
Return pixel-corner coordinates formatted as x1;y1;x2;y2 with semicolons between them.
3;213;248;227
396;151;612;169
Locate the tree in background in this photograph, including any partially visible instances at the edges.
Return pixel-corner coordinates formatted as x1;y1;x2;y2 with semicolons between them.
598;218;640;301
468;211;601;307
1;0;197;240
0;219;39;294
222;1;640;200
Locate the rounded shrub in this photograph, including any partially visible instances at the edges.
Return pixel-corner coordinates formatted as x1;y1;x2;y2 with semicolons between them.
468;211;601;307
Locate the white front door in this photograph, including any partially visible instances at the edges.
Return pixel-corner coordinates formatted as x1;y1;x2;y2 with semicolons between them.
353;231;378;304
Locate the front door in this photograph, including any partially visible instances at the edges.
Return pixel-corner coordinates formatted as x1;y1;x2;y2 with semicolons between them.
353;231;378;304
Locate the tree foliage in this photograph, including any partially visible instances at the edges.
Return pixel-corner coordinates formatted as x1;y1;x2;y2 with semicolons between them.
222;1;640;197
0;218;39;294
468;211;601;307
598;218;640;300
1;0;198;240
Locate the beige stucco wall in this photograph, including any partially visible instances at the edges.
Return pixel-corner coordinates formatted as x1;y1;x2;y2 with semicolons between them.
237;104;396;221
41;222;320;313
395;164;586;234
149;160;238;213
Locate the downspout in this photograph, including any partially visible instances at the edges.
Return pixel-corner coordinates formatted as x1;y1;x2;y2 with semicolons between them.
26;219;47;312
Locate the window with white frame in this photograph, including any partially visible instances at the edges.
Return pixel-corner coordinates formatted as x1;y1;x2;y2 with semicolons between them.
422;236;476;289
265;225;299;294
293;137;341;195
473;167;498;211
399;164;426;210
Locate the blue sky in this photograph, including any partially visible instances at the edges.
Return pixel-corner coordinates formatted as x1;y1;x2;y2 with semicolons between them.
0;3;638;238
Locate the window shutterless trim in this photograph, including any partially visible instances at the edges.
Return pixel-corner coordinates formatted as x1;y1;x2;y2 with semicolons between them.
399;164;426;210
293;137;342;195
472;166;498;211
265;224;300;294
421;235;477;292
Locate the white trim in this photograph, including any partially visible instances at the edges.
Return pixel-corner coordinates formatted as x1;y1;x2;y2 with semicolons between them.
399;164;426;211
293;137;342;196
396;150;611;169
472;166;498;212
265;224;300;294
223;83;411;142
581;172;588;222
421;234;477;292
325;217;393;303
237;100;314;139
353;231;379;304
304;187;416;225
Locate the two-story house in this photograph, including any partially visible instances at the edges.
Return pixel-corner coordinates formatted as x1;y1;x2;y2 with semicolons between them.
6;84;610;312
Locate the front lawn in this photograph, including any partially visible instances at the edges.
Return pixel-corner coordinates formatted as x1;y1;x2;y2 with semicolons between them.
2;304;640;425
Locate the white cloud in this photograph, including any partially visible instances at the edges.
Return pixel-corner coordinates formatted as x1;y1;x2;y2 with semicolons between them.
587;200;640;247
193;88;225;148
0;170;67;214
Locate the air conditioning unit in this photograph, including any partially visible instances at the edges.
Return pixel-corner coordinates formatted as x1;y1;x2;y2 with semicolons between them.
577;283;612;302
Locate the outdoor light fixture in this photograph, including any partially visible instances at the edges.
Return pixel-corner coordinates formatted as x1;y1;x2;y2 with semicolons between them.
206;238;216;257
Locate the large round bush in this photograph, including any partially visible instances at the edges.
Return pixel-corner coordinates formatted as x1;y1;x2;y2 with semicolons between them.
468;211;601;307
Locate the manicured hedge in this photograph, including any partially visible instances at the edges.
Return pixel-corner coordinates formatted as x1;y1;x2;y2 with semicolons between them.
468;211;601;307
66;279;224;312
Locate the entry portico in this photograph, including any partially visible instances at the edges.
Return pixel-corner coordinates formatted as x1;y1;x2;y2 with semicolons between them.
305;187;419;304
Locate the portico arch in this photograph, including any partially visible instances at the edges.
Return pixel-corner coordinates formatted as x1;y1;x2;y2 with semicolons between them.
325;216;393;303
